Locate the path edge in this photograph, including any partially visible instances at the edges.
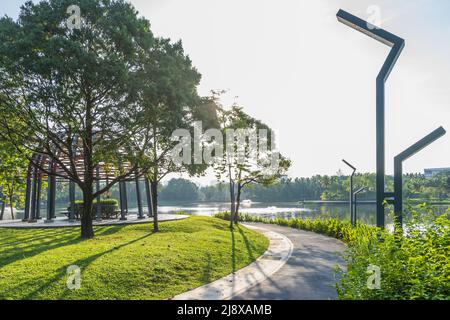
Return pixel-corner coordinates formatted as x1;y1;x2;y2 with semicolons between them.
172;223;294;300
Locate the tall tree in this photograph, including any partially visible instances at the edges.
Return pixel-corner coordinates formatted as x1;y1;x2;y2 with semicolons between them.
212;99;290;227
0;0;157;238
139;50;219;232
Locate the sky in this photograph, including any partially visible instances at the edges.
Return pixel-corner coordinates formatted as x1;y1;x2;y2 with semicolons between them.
2;0;450;185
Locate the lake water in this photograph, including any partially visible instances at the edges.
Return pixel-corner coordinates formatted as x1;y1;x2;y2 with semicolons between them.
151;201;449;226
157;201;379;224
4;201;449;226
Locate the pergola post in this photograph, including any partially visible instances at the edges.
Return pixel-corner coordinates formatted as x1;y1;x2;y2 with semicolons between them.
46;173;54;223
29;167;38;223
45;156;56;223
36;176;42;219
95;166;102;221
119;180;127;221
51;176;56;218
145;178;153;217
69;181;76;222
124;180;128;214
135;169;144;219
23;162;33;222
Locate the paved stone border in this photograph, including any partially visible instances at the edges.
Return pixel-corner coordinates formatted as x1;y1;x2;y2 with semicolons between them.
172;224;293;300
0;214;188;229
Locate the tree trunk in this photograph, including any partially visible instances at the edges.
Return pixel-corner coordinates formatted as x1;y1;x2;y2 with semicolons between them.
81;92;95;239
229;179;235;228
9;195;14;220
235;184;242;224
0;199;5;220
81;187;94;239
151;180;158;232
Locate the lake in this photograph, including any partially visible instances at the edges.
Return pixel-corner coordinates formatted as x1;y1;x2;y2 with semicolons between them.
4;201;449;226
155;201;379;224
143;201;449;226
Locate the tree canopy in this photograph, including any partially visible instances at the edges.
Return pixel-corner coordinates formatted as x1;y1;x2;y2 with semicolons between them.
0;0;212;237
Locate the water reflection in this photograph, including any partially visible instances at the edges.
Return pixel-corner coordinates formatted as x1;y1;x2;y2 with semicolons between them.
5;201;448;226
158;201;379;224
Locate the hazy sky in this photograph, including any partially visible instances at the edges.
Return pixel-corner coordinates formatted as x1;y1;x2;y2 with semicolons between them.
2;0;450;184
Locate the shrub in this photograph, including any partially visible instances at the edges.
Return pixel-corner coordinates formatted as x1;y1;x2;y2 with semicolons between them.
336;206;450;300
68;199;119;219
215;206;450;300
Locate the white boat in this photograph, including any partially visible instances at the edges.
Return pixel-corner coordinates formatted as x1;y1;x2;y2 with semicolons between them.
241;199;252;208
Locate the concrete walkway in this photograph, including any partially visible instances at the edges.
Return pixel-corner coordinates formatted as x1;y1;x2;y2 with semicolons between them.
174;223;346;300
173;224;293;300
232;223;346;300
0;214;188;229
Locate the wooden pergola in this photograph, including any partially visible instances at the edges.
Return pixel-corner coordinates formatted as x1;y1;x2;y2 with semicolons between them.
23;151;153;223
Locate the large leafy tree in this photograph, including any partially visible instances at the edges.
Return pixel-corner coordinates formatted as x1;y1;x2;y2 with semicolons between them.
136;39;219;232
0;0;159;238
213;97;291;227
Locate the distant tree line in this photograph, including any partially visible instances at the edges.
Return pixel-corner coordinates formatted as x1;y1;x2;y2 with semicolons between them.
156;172;450;203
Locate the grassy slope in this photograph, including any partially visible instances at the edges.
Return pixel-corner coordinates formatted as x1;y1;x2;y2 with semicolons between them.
0;217;268;300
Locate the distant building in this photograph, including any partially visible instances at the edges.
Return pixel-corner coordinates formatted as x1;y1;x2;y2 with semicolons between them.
424;167;450;178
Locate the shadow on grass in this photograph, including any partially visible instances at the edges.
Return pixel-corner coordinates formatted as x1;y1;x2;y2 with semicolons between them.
0;228;76;247
200;253;213;284
0;224;129;268
231;227;237;273
18;231;155;300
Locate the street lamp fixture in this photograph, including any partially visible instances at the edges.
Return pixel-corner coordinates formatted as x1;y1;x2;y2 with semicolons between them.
392;127;446;231
353;187;366;226
342;159;357;225
337;9;405;228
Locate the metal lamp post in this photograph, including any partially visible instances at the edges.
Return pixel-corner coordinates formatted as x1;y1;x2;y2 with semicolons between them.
337;9;405;228
353;187;365;225
392;127;446;231
342;159;356;225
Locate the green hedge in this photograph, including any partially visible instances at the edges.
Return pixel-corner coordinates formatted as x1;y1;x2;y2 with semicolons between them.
215;206;450;300
214;212;372;244
68;199;119;219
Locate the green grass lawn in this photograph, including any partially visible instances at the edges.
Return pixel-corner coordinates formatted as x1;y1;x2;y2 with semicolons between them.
0;216;268;300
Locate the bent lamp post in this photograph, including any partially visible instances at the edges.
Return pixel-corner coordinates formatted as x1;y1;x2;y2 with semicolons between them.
353;187;365;225
342;159;357;225
392;127;446;231
337;9;405;228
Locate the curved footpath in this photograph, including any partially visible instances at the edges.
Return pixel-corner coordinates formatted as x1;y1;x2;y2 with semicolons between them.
174;222;346;300
233;223;347;300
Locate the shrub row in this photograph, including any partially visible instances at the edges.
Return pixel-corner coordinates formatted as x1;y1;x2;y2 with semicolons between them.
215;206;450;300
68;199;119;219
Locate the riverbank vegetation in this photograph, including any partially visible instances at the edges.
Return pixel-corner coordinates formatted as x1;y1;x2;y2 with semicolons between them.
156;172;449;203
0;217;268;300
215;205;450;300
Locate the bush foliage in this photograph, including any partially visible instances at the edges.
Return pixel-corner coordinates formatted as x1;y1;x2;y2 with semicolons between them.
68;199;119;219
215;206;450;300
